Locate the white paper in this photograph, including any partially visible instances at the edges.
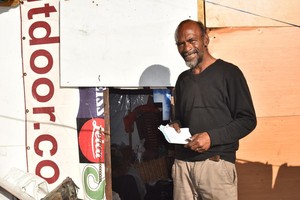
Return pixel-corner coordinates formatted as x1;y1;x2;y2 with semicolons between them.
158;124;192;144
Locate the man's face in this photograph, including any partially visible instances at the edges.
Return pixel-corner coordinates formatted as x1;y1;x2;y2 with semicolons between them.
175;22;206;69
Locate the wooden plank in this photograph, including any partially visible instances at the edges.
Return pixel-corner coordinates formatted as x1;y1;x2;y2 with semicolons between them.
205;0;300;27
104;88;112;200
237;116;300;199
236;160;300;200
208;27;300;117
197;0;205;24
0;0;19;7
237;116;300;166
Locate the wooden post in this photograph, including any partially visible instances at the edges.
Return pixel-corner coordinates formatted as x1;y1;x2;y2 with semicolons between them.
104;88;112;200
197;0;206;24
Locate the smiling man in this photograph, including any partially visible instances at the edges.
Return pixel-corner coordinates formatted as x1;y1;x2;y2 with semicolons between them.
170;19;257;200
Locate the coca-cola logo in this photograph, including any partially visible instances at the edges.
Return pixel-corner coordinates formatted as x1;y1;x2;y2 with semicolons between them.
78;118;105;163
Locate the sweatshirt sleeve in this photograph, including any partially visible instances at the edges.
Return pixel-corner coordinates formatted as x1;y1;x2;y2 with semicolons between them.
208;67;257;146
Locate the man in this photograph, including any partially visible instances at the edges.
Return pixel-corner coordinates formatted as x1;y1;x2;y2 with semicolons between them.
170;19;257;200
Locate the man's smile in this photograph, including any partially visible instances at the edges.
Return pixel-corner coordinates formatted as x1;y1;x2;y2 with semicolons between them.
183;51;197;61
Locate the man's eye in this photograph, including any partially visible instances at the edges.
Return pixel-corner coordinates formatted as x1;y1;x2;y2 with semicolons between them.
188;39;197;43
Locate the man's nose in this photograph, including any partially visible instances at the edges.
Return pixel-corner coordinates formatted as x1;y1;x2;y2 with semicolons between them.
183;42;192;52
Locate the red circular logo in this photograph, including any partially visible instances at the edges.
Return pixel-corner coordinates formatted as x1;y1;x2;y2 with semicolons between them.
78;118;105;163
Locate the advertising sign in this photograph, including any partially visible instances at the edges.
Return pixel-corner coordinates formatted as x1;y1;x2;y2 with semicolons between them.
21;0;106;199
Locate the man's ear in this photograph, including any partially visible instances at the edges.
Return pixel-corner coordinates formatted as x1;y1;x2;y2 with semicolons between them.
204;34;210;47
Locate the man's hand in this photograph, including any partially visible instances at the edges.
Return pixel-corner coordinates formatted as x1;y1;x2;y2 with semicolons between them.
184;132;211;152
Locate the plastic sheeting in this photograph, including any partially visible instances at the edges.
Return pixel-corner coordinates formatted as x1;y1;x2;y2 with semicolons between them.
0;168;48;200
109;88;171;147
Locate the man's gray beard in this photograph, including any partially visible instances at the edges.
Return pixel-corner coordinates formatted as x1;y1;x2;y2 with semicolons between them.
186;60;198;69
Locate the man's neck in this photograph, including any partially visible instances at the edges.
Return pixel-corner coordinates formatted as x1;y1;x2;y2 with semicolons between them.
192;56;217;74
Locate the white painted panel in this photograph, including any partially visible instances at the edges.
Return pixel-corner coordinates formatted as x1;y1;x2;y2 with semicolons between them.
0;6;26;178
60;0;198;87
0;146;27;177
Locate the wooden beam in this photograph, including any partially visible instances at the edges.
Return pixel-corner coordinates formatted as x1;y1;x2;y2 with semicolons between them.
197;0;205;24
104;88;112;200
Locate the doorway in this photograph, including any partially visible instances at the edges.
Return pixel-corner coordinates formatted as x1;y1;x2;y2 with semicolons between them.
109;87;174;200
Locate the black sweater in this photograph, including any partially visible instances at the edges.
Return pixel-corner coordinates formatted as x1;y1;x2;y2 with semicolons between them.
174;59;257;163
